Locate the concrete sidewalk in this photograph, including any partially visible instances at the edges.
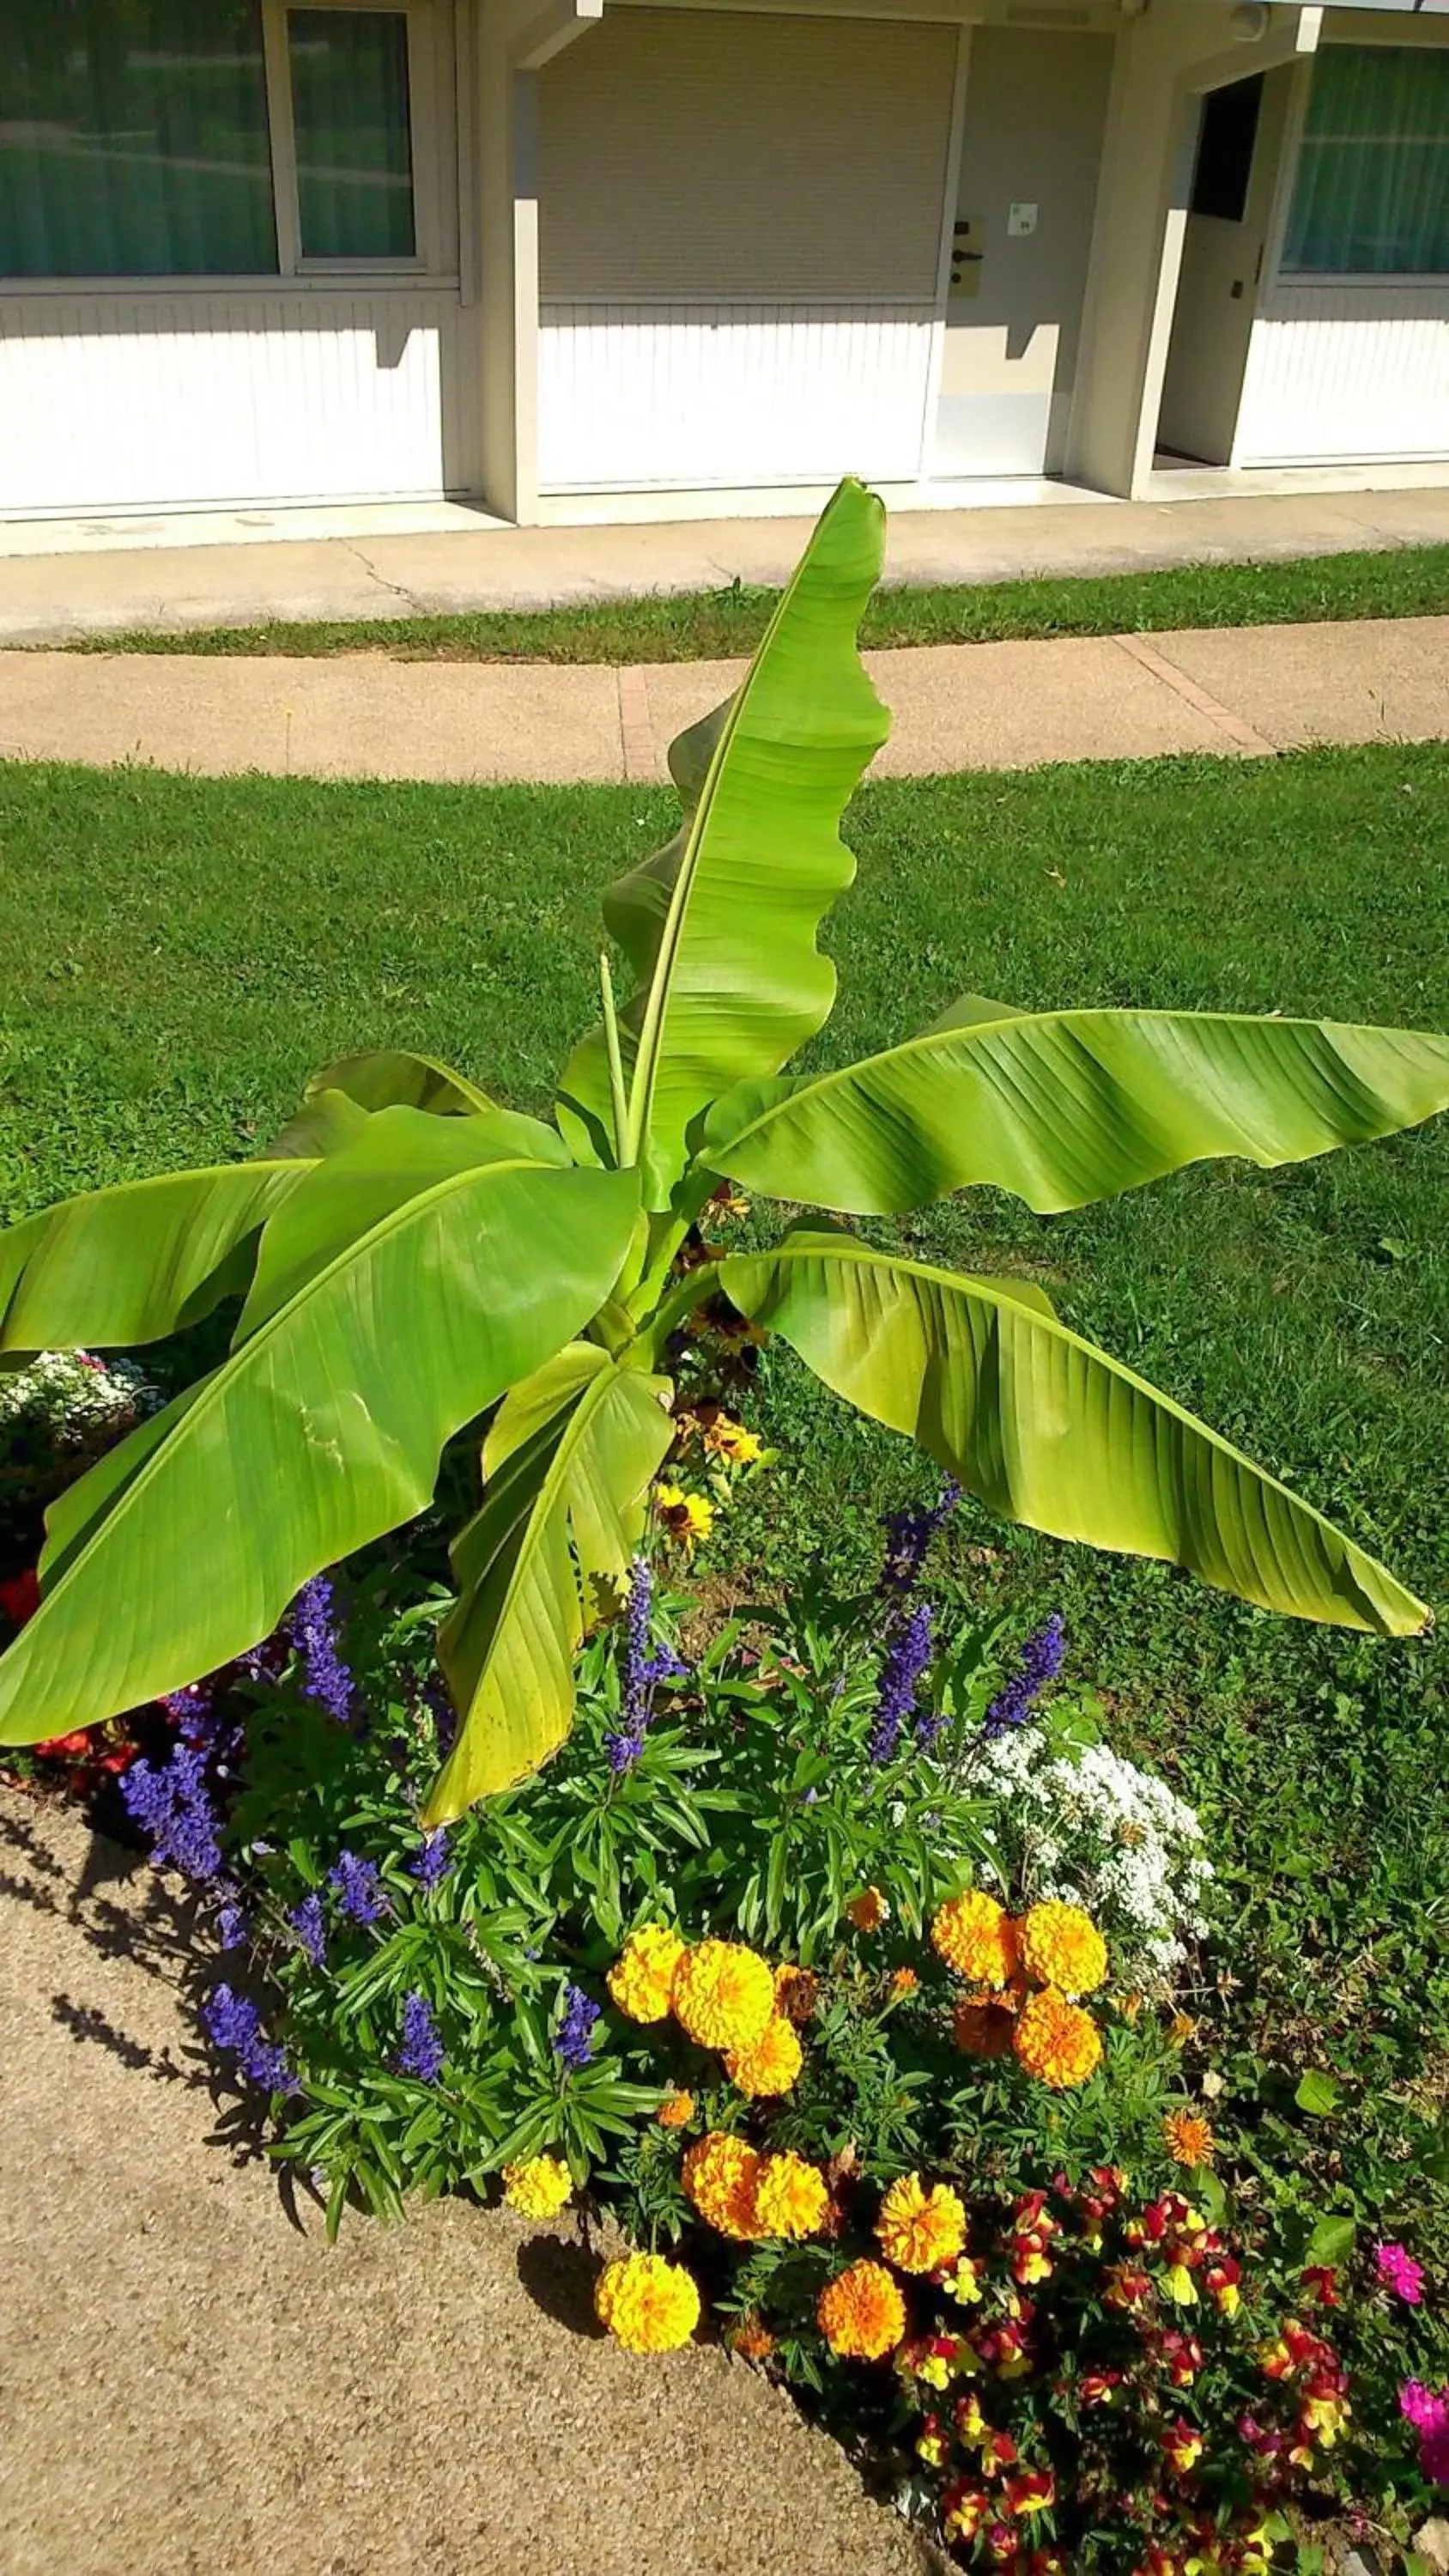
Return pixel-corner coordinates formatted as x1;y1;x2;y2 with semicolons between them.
1;483;1448;646
2;615;1446;784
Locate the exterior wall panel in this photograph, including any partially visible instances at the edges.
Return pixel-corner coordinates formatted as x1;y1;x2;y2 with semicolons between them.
0;289;474;512
1235;285;1449;462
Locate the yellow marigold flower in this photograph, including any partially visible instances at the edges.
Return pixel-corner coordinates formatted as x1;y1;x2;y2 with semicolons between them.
702;1413;762;1467
657;2089;694;2129
681;2132;764;2239
817;2259;907;2361
725;2013;803;2098
595;2251;701;2354
753;2152;830;2240
1012;1987;1103;2089
608;1923;688;2023
876;2172;968;2275
774;1963;819;2025
888;1966;920;2001
846;1886;890;1932
654;1483;714;1547
671;1939;775;2051
729;2316;776;2360
1018;1899;1108;1998
501;2154;573;2219
1163;2109;1216;2168
931;1890;1019;1987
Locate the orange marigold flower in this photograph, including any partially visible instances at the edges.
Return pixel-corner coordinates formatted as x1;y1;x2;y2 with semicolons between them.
656;2089;695;2129
817;2259;907;2360
846;1886;890;1932
954;1996;1016;2059
1013;1987;1103;2089
608;1923;688;2022
671;1939;775;2051
774;1963;819;2024
1017;1899;1107;1998
681;2131;763;2239
876;2172;968;2275
595;2251;700;2354
753;2151;830;2239
725;2012;803;2098
888;1965;920;2001
729;2316;776;2360
931;1891;1019;1987
1163;2110;1216;2168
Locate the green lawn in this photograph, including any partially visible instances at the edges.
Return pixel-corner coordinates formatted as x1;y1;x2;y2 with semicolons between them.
3;743;1447;2300
65;540;1449;664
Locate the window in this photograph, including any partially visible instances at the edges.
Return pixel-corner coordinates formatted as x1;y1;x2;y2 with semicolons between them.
0;0;422;282
1191;76;1264;226
288;9;415;262
1282;45;1449;276
0;0;278;278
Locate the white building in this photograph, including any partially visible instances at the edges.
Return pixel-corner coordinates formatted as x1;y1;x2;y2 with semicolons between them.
1;0;1446;526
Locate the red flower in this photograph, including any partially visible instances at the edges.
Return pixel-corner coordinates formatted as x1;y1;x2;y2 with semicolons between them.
0;1566;39;1628
1003;2470;1056;2519
1300;2264;1340;2307
35;1728;95;1762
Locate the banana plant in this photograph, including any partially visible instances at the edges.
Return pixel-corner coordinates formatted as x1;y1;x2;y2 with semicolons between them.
1;478;1446;1825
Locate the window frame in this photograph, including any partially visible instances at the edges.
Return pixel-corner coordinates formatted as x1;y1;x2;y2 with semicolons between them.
0;0;452;294
1273;35;1449;291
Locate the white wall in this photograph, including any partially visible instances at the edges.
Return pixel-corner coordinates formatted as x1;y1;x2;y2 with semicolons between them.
0;289;476;513
1237;284;1449;462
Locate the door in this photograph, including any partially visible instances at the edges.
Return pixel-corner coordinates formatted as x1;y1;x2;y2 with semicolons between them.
1157;65;1292;466
934;27;1114;479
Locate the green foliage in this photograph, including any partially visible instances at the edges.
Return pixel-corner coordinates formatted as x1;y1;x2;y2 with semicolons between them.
2;483;1446;1814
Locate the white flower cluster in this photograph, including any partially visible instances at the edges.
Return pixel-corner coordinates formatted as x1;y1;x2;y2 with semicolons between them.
970;1724;1214;1984
0;1349;161;1448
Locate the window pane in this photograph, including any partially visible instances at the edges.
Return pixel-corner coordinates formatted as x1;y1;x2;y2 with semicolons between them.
1283;45;1449;276
1191;76;1264;225
288;10;415;260
0;0;276;279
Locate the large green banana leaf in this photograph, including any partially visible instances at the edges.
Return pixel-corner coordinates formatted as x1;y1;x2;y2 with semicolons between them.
702;1008;1449;1216
556;477;889;1201
425;1342;675;1818
264;1048;506;1158
0;1161;638;1743
0;1161;316;1354
719;1231;1428;1636
237;1104;573;1337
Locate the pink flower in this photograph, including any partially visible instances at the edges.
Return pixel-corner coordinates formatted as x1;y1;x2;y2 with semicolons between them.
1376;2241;1426;2305
1402;2384;1449;2487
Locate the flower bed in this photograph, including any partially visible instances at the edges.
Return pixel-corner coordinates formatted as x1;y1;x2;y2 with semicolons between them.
4;1350;1444;2573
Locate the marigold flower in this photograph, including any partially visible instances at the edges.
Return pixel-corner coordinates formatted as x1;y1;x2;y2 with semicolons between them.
1013;1987;1102;2088
817;2259;907;2360
595;2251;700;2354
656;2089;694;2129
671;1938;775;2050
729;2316;776;2360
725;2012;803;2097
877;2172;967;2275
654;1483;714;1547
753;2151;830;2239
501;2154;573;2220
608;1923;688;2022
774;1963;819;2024
682;2131;763;2239
1018;1899;1107;1998
954;1996;1016;2058
846;1885;889;1932
931;1890;1019;1986
1163;2109;1216;2168
888;1965;920;2001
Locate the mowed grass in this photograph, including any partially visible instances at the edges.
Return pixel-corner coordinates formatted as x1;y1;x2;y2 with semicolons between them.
3;743;1447;2273
66;540;1449;664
